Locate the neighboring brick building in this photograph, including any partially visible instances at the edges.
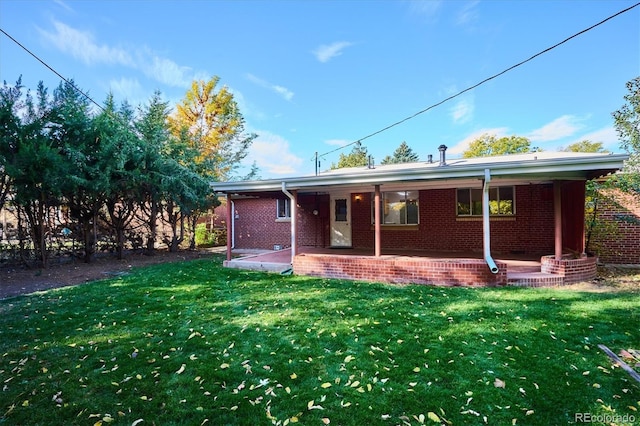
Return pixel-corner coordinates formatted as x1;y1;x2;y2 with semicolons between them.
589;188;640;264
213;151;629;286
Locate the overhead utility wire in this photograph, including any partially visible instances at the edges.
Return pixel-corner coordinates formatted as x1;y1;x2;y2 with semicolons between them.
0;27;105;113
318;1;640;159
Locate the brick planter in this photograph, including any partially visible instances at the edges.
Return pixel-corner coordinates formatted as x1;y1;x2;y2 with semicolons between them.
293;254;508;287
540;255;597;284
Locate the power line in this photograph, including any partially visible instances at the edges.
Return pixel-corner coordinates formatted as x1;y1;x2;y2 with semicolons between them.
318;1;640;159
0;27;106;113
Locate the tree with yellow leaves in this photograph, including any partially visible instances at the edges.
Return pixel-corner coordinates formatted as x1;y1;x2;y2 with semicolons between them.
168;77;257;181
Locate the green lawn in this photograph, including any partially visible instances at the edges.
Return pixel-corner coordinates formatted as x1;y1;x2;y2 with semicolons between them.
1;255;639;425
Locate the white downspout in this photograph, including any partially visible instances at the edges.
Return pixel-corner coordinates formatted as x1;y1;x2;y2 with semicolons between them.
483;168;499;274
281;182;296;265
230;199;235;250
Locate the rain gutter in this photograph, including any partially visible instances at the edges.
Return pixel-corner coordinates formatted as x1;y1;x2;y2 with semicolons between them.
483;168;499;274
281;182;296;265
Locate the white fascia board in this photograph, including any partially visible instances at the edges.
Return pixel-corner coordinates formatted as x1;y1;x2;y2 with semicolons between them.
212;153;629;194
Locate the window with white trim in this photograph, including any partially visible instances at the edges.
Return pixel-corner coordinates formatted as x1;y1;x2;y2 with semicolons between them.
372;191;419;225
456;186;515;216
277;198;291;219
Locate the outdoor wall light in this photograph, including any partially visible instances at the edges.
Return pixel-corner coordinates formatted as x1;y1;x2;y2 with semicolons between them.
354;194;363;203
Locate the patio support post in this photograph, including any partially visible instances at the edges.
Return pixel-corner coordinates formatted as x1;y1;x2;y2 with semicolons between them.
554;180;562;260
226;195;232;262
282;182;297;264
374;184;381;257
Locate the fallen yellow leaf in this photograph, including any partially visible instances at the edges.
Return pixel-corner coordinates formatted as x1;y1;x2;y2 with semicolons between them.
427;412;440;422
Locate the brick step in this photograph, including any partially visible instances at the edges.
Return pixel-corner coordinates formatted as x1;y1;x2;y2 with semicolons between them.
507;272;563;287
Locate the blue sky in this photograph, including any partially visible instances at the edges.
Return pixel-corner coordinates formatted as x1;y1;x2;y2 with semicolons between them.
1;1;639;179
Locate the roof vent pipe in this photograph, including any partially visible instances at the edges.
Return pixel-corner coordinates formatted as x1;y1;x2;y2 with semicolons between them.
427;154;433;164
438;144;447;166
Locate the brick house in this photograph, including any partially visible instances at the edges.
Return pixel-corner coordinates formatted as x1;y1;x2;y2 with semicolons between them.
213;150;628;286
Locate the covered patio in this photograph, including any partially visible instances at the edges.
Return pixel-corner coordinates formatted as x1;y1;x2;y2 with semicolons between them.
215;151;627;287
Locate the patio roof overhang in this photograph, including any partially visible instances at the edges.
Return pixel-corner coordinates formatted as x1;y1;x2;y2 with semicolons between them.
213;152;629;196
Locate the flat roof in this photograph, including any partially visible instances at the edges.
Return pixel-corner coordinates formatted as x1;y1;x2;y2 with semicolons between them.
213;151;629;195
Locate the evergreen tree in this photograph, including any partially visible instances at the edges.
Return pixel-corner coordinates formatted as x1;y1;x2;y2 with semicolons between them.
52;80;103;263
381;141;419;164
97;96;141;260
0;78;23;214
135;91;172;255
8;82;66;267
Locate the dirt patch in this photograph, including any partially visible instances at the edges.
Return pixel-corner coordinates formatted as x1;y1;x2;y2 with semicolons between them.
0;248;224;300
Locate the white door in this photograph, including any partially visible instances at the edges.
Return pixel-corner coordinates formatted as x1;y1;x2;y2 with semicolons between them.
330;194;352;247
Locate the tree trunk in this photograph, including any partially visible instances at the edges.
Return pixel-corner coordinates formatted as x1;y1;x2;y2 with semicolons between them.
82;218;94;263
188;213;199;250
146;197;157;256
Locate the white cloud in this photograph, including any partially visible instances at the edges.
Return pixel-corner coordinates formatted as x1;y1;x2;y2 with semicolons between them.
108;77;144;103
324;138;351;146
450;97;474;124
526;115;583;142
246;74;294;101
143;54;193;88
313;41;353;63
53;0;74;13
568;126;621;151
39;20;133;67
456;1;479;26
273;85;294;101
246;131;304;176
448;127;509;155
408;0;442;19
38;20;197;89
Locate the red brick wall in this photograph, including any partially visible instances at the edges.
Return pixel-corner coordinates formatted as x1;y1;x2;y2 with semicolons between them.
541;255;598;284
233;198;292;250
230;184;560;256
232;196;327;250
591;189;640;264
351;185;555;255
296;194;330;248
293;254;507;286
